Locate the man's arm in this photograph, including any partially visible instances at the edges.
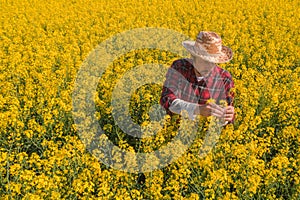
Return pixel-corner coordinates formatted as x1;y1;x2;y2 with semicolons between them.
160;60;199;119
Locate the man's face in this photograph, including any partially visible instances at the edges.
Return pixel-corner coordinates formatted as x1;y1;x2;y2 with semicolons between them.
193;56;215;76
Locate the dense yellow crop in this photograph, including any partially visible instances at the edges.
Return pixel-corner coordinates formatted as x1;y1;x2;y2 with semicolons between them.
0;0;299;199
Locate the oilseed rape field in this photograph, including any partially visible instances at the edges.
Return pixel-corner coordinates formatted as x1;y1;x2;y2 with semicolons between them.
0;0;299;199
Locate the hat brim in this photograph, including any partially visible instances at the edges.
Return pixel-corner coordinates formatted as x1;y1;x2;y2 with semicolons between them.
182;41;233;63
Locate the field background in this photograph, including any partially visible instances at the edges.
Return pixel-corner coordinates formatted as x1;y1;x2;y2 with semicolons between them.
0;0;299;199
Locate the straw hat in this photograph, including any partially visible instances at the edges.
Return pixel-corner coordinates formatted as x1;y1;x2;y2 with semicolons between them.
182;31;233;63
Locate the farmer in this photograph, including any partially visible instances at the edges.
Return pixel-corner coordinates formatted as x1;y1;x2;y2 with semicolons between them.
160;31;235;125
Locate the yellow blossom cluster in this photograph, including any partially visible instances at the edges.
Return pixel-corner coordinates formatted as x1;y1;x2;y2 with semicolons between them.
0;0;299;199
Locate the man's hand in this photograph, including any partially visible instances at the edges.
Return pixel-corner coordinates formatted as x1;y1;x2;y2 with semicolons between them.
195;102;224;117
224;106;234;122
195;103;234;123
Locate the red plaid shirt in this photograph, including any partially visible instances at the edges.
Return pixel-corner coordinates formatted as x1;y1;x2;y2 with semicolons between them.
160;58;234;119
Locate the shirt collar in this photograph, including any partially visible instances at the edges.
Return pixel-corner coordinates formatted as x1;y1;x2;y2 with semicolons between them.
195;65;217;82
